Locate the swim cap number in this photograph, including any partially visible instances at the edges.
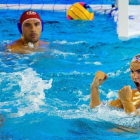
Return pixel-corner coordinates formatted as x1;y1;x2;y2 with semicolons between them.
27;11;36;15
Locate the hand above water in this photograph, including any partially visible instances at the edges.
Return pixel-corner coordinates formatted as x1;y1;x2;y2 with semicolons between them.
118;85;132;102
118;86;136;114
91;71;108;88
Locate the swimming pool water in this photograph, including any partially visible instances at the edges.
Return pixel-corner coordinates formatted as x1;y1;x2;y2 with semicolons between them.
0;0;116;5
0;0;140;5
1;9;140;139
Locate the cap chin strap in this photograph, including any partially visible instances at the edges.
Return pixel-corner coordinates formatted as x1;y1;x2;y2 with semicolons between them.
21;36;35;49
28;42;34;48
17;20;44;34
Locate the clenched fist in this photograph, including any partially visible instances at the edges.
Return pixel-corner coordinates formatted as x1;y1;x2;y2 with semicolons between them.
118;86;132;102
91;71;108;88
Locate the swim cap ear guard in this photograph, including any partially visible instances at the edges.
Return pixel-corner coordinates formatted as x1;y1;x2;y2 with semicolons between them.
17;23;22;34
17;21;44;34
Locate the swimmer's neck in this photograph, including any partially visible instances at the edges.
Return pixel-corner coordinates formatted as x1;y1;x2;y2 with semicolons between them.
21;36;39;47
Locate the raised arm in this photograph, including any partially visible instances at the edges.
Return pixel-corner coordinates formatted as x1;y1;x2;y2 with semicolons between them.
90;71;108;108
118;86;136;114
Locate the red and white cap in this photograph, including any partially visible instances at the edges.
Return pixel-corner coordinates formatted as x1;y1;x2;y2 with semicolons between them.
20;10;42;27
131;54;140;63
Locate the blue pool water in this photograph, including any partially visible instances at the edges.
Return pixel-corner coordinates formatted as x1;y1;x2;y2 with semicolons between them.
1;9;140;139
0;0;116;4
0;0;140;4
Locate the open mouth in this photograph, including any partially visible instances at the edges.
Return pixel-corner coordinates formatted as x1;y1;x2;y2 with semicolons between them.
134;82;140;90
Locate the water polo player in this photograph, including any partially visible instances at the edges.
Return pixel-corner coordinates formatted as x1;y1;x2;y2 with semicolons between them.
90;54;140;116
6;10;49;54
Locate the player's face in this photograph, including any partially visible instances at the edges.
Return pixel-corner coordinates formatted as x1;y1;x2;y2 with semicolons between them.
22;19;41;44
130;62;140;92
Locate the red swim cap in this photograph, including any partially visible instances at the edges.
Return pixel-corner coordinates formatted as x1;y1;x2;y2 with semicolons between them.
20;10;42;26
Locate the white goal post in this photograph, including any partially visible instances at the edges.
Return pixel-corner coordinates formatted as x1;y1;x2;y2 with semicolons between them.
118;0;129;38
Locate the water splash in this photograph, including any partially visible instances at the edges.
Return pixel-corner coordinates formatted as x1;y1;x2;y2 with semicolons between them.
0;68;53;117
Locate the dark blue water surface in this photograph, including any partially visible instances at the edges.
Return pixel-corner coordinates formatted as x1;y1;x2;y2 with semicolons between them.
0;6;140;140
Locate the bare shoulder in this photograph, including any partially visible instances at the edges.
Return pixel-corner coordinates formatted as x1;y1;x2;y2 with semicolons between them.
39;40;49;45
6;39;23;52
132;89;138;94
7;39;23;47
